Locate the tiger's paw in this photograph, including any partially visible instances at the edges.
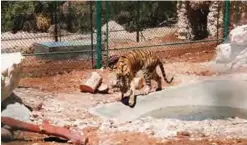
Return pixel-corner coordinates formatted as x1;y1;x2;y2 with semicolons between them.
155;87;162;91
128;98;135;107
143;86;151;95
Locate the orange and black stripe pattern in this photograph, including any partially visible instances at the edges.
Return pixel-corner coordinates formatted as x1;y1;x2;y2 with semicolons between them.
115;49;174;107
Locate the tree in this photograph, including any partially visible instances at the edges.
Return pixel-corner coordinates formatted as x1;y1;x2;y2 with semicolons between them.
1;1;35;32
2;1;178;33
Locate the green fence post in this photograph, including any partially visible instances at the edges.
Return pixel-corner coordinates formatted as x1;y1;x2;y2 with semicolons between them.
223;0;230;42
96;0;102;69
90;1;94;68
106;1;109;67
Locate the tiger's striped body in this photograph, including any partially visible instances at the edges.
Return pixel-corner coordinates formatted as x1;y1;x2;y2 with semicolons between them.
115;50;174;107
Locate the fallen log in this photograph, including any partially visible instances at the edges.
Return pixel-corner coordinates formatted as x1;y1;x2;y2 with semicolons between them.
1;117;85;145
80;72;102;93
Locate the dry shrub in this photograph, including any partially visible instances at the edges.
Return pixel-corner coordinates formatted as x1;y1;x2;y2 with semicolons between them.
36;13;51;32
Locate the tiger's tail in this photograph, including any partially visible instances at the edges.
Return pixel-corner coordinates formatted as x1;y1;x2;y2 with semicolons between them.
158;60;174;84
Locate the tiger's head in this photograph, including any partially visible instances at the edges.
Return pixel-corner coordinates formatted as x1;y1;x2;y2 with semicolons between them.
115;69;129;94
115;57;131;93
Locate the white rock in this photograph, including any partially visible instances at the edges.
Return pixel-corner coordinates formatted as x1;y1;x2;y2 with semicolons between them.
2;102;31;122
214;25;247;70
229;25;247;46
101;20;125;33
1;52;24;102
230;48;247;69
214;43;232;63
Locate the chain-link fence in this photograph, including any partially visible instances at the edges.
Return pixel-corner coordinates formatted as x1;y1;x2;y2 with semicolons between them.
1;1;97;77
228;1;247;32
102;1;225;67
1;1;241;77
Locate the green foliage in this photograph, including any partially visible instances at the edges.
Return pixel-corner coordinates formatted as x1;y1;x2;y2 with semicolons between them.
61;2;94;33
1;1;35;32
1;1;65;32
102;1;177;32
1;1;177;33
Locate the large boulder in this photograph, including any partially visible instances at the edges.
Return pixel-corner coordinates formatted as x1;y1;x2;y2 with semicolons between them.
101;20;136;42
229;25;247;46
214;43;232;63
215;43;246;64
1;52;24;102
230;48;247;70
101;20;125;33
213;25;247;71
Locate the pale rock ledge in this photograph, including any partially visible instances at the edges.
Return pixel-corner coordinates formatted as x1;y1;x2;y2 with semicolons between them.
1;52;24;102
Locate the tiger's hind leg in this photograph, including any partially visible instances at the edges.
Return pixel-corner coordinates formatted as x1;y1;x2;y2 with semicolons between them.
143;69;152;95
151;71;162;91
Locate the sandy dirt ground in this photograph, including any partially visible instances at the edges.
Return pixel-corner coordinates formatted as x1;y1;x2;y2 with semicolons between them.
2;131;247;145
19;49;216;93
19;38;217;93
3;33;247;145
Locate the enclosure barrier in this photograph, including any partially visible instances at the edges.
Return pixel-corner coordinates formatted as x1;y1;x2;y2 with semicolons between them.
1;1;244;77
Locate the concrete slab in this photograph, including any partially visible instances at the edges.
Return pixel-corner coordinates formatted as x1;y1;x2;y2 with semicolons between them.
89;79;247;122
33;40;105;60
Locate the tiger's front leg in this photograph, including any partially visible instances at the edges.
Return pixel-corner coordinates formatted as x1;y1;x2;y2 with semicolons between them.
121;92;124;100
128;82;136;107
120;89;131;101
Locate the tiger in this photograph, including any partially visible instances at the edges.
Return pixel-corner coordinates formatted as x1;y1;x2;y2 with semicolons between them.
115;49;174;107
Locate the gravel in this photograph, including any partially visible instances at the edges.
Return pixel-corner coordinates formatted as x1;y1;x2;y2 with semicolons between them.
15;86;247;141
99;116;247;140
